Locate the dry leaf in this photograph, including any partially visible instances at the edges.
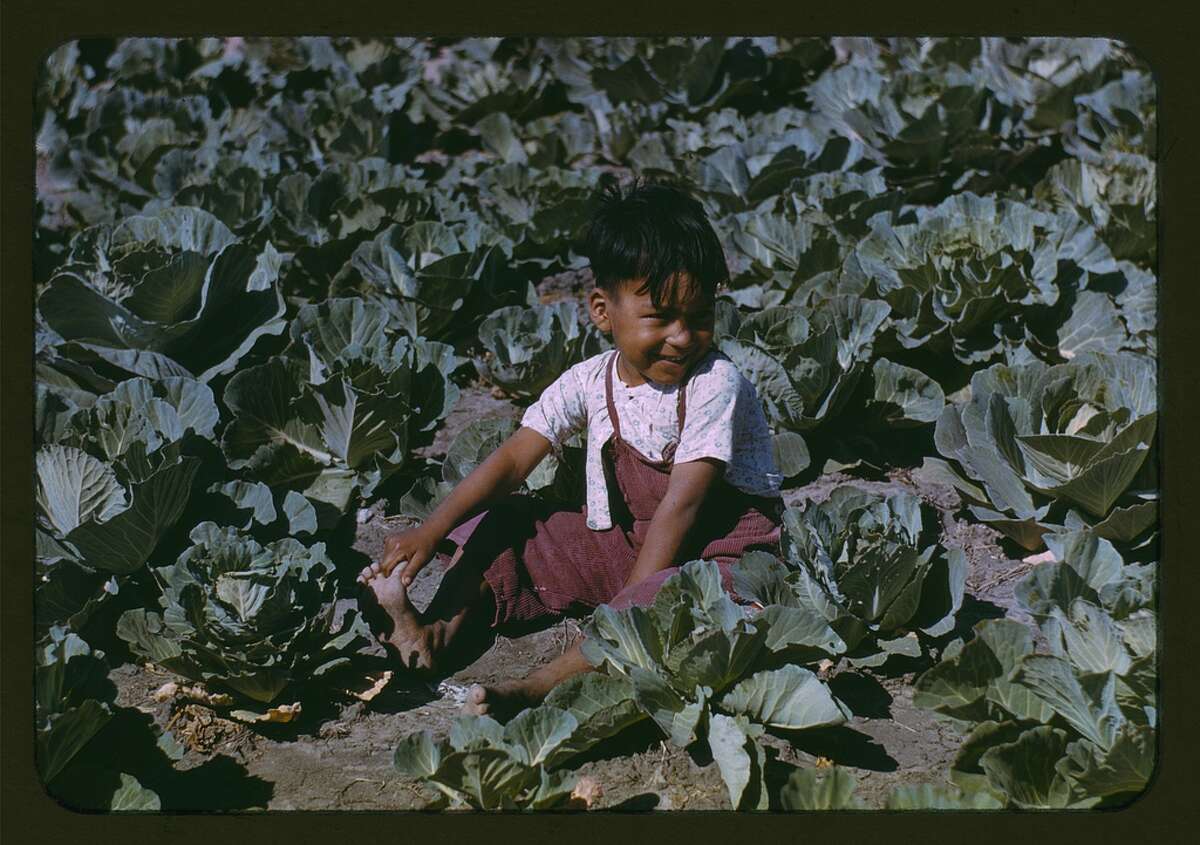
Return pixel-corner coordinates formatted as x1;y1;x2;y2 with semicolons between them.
815;756;834;769
1022;550;1057;565
350;670;394;702
566;776;604;809
153;681;233;707
229;702;302;723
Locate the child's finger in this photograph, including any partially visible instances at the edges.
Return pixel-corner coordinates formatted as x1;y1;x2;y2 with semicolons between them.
400;553;427;586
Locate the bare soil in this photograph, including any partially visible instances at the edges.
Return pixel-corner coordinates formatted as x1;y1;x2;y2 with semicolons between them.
108;442;1030;812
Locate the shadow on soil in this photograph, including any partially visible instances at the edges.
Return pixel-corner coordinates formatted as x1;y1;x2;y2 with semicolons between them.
827;672;893;719
48;708;274;811
767;725;899;772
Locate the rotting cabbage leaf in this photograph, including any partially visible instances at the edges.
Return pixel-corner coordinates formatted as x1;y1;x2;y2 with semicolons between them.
116;522;367;705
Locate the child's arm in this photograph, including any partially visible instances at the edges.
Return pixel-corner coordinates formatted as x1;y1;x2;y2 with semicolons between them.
618;458;725;590
371;428;553;585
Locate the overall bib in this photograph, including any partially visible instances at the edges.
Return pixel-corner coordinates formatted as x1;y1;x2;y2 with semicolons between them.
451;351;784;630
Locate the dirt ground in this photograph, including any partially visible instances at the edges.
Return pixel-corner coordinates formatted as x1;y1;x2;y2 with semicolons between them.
106;401;1031;811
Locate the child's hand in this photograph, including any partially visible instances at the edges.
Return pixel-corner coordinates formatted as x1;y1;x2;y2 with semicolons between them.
357;525;441;586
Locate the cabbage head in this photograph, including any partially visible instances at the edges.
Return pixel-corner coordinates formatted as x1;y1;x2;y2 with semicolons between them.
475;301;590;399
931;352;1156;549
843;193;1116;368
220;297;461;525
35;376;214;577
776;486;966;664
718;295;889;433
116;522;364;704
37;206;286;382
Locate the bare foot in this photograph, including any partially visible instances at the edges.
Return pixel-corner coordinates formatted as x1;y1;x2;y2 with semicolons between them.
359;566;444;674
463;681;541;723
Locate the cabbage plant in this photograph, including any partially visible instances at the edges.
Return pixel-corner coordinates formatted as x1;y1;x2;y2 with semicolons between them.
913;530;1154;808
717;295;889;434
930;352;1157;550
116;522;366;705
36;626;115;784
767;486;966;666
394;671;644;810
396;416;586;523
581;560;850;809
330;222;528;342
394;708;582;810
35;376;215;580
475;301;589;399
843;193;1118;370
220;297;460;526
37;206;286;382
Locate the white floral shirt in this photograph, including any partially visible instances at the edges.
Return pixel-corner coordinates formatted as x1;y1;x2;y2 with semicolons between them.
521;348;783;530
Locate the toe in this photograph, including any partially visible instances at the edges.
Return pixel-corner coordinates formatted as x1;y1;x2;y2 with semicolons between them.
464;684;488;714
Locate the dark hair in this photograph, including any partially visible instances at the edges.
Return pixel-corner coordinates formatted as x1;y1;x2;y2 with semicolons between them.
578;175;728;306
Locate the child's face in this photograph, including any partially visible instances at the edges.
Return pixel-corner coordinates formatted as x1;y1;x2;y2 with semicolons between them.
588;273;716;386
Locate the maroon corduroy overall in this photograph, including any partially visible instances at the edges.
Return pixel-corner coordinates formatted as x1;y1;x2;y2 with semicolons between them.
449;351;784;630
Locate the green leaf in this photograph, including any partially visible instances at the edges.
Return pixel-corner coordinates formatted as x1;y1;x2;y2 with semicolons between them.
393;730;444;778
1049;600;1133;675
501;707;579;767
36;446;127;536
37;699;112;784
65;456;200;574
1013;656;1123;749
109;773;161;811
719;665;848;730
1059;722;1154;800
542;672;643;767
867;358;945;427
628;667;706;748
1057;291;1127;359
708;713;767;810
443;417;518;484
979;726;1074;809
772;431;811;477
885;782;1004;810
778;766;864;810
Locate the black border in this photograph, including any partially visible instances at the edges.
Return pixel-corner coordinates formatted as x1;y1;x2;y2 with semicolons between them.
3;2;1196;844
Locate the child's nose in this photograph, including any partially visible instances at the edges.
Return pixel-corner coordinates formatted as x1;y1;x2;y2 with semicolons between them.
667;320;693;348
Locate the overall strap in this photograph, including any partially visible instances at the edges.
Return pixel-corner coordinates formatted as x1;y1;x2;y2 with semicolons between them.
604;351;622;440
676;371;687;433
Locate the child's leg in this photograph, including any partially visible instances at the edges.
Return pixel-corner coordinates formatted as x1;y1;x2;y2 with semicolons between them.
463;635;592;721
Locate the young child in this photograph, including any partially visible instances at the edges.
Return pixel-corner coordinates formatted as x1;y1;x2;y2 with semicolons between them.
357;179;784;721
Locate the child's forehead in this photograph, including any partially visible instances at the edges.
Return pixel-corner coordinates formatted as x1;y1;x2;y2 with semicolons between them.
620;273;713;308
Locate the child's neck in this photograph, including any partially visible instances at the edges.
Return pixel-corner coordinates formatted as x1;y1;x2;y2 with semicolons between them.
615;351;683;390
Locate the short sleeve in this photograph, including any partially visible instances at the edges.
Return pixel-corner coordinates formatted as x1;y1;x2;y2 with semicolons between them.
671;363;743;467
520;363;589;453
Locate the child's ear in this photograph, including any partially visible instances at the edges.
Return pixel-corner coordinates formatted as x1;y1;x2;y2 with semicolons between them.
588;288;612;334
